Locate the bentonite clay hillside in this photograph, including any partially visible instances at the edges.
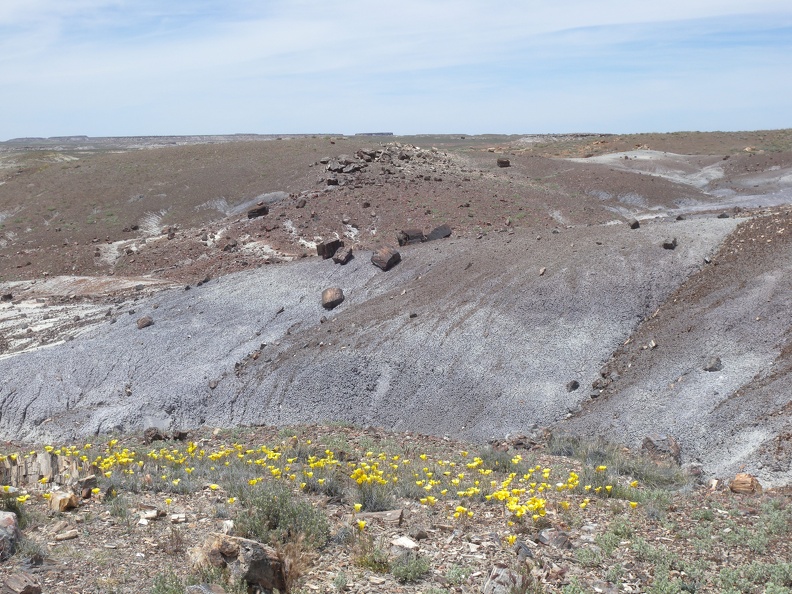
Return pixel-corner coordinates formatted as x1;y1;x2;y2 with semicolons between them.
1;130;792;487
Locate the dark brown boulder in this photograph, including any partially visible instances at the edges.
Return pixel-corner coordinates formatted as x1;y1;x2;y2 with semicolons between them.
317;239;343;259
627;217;640;229
136;316;153;329
247;205;269;219
143;427;168;445
642;434;681;465
397;229;425;246
190;534;286;593
496;158;511;167
371;247;401;271
2;572;41;594
332;247;353;265
426;224;452;241
662;238;677;250
322;288;345;309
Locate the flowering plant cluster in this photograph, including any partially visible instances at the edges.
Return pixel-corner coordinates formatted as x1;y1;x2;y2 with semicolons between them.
1;434;643;546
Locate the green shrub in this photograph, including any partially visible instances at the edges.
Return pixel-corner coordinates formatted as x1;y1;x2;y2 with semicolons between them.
692;508;715;522
300;466;346;500
152;571;185;594
108;495;130;521
561;577;588;594
353;534;390;573
332;572;348;592
391;551;430;583
760;500;792;536
576;546;604;567
189;566;247;594
446;564;473;585
14;537;47;563
355;481;397;512
731;561;792;588
596;531;621;556
235;482;329;548
648;567;686;594
547;434;689;489
478;445;520;471
610;517;633;538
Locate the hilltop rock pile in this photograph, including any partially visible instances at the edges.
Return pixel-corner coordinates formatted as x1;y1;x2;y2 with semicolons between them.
316;142;464;188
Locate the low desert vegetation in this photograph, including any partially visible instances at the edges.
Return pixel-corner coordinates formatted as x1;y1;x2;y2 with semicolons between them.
0;427;789;592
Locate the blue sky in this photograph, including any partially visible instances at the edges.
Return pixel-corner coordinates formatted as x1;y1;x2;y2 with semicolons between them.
1;1;791;139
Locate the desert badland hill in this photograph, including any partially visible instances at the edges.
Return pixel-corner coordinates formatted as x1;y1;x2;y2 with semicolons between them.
1;130;792;487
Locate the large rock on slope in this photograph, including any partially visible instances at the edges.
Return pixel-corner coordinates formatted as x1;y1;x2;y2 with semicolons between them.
321;288;344;309
371;247;401;271
317;239;343;259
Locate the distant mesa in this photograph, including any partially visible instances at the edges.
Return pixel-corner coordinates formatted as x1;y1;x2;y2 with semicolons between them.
4;137;47;143
49;135;89;141
355;132;394;136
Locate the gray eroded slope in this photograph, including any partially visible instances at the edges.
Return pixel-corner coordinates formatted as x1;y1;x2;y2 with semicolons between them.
561;214;792;486
0;219;735;448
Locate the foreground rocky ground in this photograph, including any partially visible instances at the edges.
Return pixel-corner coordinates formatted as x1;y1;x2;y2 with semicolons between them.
0;425;790;594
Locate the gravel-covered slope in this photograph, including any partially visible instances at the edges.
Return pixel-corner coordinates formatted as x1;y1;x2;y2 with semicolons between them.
0;219;735;449
560;210;792;487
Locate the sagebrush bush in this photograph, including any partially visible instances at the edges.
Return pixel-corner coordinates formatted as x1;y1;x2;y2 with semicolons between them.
355;481;397;512
548;434;689;489
235;482;329;548
353;533;390;573
391;550;430;583
151;571;185;594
